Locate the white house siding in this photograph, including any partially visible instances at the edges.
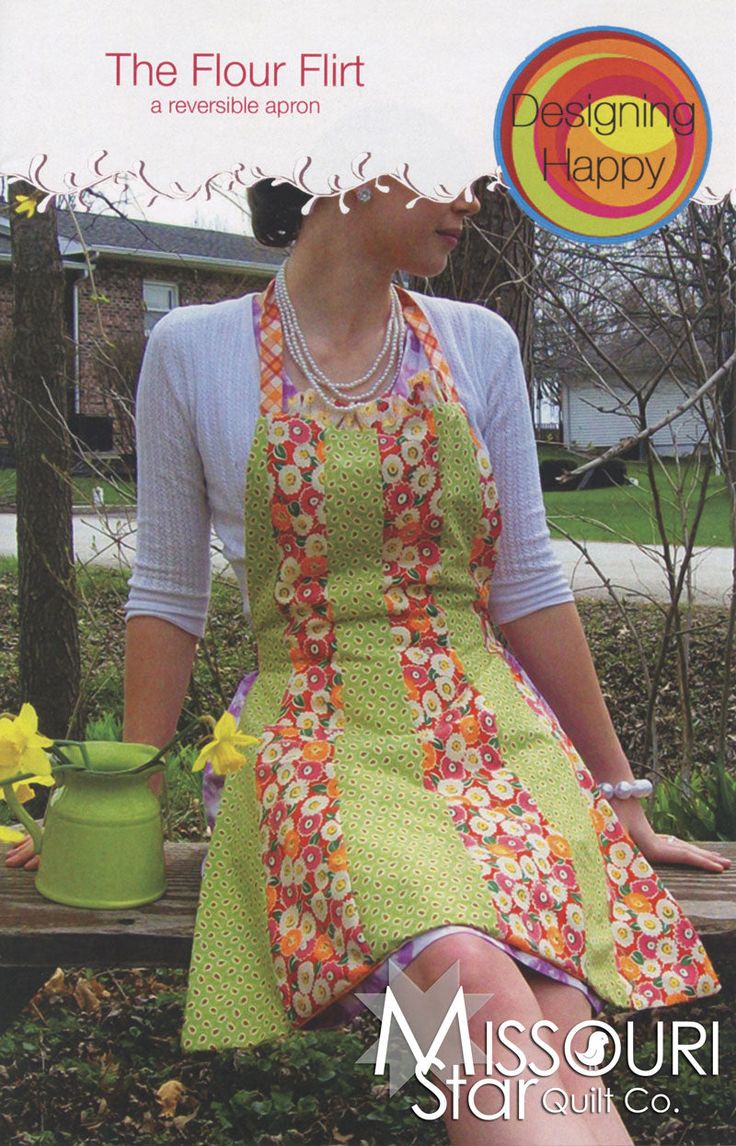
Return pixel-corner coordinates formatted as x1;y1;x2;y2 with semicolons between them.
562;379;708;457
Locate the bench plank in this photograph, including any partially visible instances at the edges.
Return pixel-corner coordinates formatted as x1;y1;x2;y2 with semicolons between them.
1;842;207;969
2;841;734;972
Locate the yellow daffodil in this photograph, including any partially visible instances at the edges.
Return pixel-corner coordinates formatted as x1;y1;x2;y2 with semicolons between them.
0;825;26;844
1;773;56;804
13;193;40;218
192;712;260;777
0;703;54;785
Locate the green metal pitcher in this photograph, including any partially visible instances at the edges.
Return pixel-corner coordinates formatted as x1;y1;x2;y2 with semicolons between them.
16;741;167;909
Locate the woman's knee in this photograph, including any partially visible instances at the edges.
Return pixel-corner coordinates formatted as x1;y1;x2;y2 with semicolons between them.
521;971;600;1095
405;932;541;1022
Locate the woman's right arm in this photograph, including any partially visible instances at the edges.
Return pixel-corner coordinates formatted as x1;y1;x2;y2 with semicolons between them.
123;616;199;798
123;310;212;796
122;305;214;784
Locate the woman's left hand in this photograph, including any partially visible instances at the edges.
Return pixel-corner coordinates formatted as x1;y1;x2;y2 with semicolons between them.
610;797;732;872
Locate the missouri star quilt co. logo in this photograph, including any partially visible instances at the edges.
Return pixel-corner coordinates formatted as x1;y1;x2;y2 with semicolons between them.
355;957;720;1124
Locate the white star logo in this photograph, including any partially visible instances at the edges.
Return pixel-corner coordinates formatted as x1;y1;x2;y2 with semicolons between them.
355;956;494;1095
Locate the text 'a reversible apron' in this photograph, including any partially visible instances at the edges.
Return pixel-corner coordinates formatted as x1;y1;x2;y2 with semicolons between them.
181;283;720;1053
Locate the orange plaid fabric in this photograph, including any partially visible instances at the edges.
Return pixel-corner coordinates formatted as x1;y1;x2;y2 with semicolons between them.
255;279;460;413
257;281;285;415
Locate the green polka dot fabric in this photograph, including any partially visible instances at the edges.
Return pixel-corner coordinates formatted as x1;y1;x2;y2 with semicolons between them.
180;294;721;1055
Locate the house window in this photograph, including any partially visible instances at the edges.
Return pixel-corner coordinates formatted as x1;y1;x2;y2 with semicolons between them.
143;281;179;334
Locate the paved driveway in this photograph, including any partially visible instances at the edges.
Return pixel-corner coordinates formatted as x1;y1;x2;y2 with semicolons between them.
550;538;732;609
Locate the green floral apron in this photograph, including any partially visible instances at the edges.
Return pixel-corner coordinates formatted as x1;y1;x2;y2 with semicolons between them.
181;282;720;1053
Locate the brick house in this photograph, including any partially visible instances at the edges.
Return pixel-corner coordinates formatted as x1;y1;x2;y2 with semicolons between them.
0;207;284;458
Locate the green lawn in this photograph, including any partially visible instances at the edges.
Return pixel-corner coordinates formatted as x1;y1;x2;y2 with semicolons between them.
0;469;135;509
0;453;731;547
539;447;731;547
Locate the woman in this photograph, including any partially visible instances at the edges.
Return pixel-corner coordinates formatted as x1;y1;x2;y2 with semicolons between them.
7;176;729;1144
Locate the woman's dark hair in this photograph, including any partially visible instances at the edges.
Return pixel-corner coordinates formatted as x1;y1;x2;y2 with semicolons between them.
247;179;312;248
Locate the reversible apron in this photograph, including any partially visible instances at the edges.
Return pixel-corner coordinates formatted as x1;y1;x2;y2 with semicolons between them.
181;284;720;1053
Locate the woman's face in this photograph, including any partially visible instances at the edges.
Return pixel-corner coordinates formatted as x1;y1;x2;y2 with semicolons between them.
314;177;482;278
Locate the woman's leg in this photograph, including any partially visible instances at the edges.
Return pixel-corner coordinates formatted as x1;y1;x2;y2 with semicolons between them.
520;967;633;1145
402;933;607;1146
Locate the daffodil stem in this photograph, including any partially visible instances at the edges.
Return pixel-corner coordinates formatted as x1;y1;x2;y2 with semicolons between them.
49;721;201;776
48;745;77;770
2;782;43;853
127;717;204;773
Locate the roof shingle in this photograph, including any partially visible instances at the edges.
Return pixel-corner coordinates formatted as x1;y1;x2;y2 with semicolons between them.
0;204;283;269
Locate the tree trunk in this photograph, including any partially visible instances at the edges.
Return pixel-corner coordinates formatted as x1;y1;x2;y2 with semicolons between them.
408;184;536;399
10;182;81;741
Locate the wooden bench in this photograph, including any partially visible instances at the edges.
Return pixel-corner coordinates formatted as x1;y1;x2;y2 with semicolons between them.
2;841;735;1031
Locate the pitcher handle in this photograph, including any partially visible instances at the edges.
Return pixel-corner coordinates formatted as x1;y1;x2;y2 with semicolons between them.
2;782;43;854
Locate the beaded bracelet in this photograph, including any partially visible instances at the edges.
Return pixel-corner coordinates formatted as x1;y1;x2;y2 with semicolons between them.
598;779;653;799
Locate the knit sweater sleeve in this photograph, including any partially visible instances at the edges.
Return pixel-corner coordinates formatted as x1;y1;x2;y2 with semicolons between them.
471;310;575;625
123;310;212;638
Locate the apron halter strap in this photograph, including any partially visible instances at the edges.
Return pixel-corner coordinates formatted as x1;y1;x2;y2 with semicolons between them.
256;278;460;415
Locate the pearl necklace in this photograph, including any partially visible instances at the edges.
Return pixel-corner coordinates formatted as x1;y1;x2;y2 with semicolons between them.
274;265;406;412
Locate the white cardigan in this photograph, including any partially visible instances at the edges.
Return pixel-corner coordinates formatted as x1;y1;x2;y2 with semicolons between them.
123;291;574;639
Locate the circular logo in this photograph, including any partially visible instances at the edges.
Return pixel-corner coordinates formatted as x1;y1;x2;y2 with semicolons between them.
564;1020;621;1076
493;26;711;244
